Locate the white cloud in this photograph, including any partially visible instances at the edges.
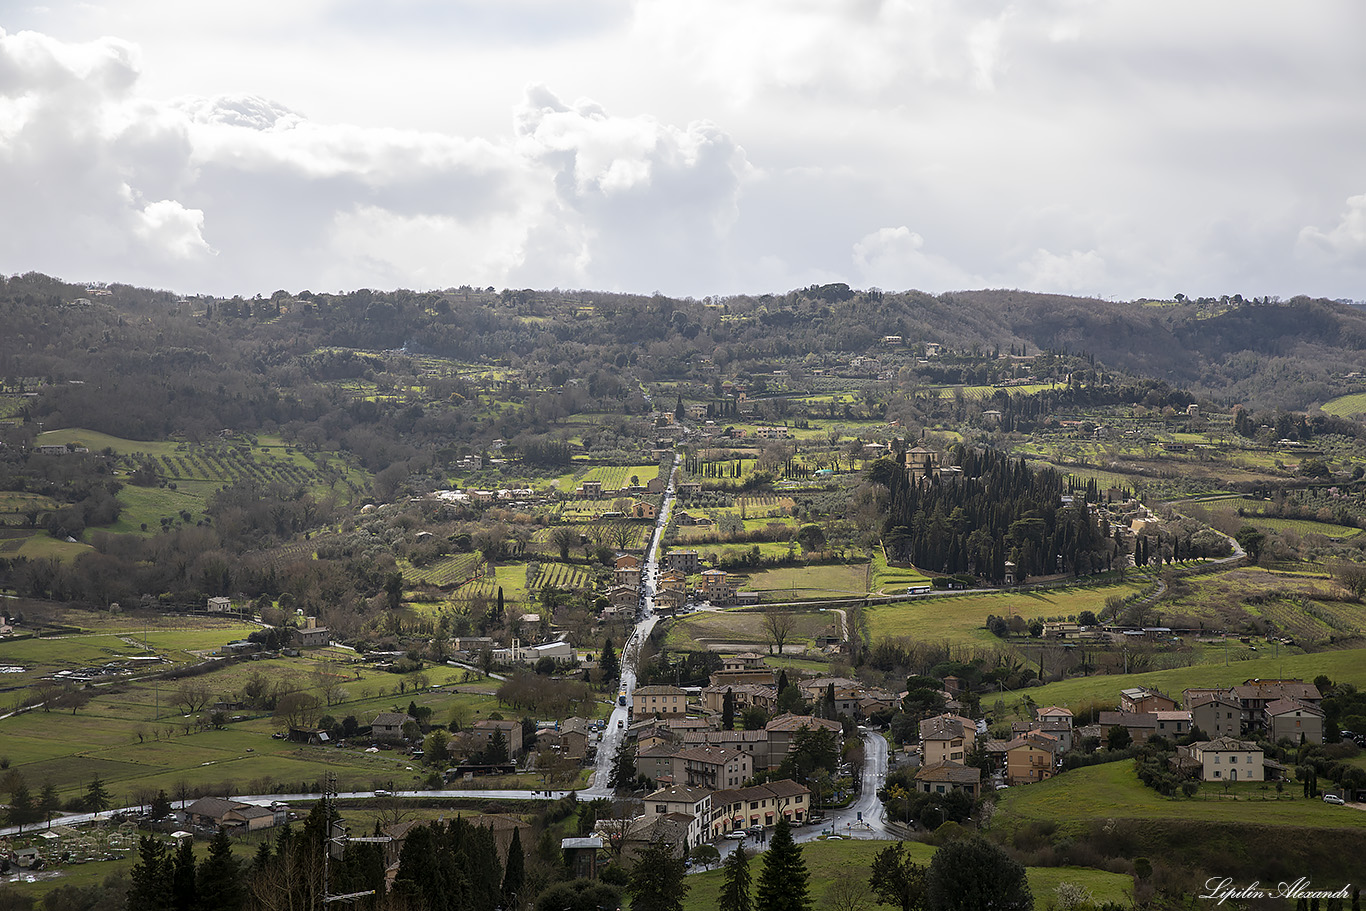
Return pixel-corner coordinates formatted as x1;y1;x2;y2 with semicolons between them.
1297;193;1366;268
133;198;212;259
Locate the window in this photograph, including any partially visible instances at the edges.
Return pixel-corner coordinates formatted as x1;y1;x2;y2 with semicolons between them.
1230;756;1237;764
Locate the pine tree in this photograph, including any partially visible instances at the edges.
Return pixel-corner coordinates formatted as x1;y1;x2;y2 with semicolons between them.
38;780;60;828
755;817;810;911
503;826;526;908
128;835;173;911
171;836;197;911
719;844;752;911
6;778;39;831
84;774;112;813
722;688;736;731
196;828;244;911
627;837;688;911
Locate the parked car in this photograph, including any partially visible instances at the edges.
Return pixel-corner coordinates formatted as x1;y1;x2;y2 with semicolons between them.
1324;794;1346;805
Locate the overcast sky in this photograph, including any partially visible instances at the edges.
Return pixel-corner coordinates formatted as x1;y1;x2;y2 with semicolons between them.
2;2;1364;301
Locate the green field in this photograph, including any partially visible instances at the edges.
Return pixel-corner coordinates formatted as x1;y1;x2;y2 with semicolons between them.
869;552;933;593
1321;392;1366;417
739;563;871;599
999;646;1366;714
0;653;513;803
681;837;1133;909
27;429;371;541
866;581;1148;646
997;759;1366;831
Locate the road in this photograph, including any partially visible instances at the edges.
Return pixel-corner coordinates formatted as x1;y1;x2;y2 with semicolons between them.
585;460;678;797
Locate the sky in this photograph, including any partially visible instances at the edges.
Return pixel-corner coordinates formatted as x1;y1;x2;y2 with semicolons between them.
2;1;1364;302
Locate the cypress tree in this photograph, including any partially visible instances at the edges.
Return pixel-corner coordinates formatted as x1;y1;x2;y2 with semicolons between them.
722;688;736;731
754;817;810;911
503;826;526;907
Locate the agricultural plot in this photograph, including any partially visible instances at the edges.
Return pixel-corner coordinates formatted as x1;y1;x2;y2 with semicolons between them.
869;553;933;592
1321;391;1366;417
996;758;1366;832
0;653;497;803
663;608;833;653
0;492;59;526
1157;567;1366;644
406;552;483;587
739;563;872;600
31;428;370;538
866;580;1148;647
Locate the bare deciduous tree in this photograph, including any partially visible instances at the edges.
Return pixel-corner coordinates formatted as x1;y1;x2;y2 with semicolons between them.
762;605;797;656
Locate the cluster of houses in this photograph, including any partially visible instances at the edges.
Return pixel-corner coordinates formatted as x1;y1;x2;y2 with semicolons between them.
601;553;760;619
908;678;1325;804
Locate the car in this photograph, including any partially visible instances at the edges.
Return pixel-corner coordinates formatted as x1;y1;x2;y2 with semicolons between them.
725;831;746;840
374;789;392;798
1324;794;1346;805
617;719;624;729
825;834;845;840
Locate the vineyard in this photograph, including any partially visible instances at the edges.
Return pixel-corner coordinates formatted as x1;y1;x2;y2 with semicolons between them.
530;562;591;590
34;429;367;500
406;552;484;587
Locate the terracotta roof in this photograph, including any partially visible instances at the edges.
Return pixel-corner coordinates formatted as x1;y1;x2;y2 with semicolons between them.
915;761;982;784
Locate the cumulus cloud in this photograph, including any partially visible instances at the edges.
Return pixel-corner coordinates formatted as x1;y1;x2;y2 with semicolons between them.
511;84;752;290
133;198;213;259
1298;193;1366;268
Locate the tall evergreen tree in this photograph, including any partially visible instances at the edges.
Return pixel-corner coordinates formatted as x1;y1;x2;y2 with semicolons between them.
600;638;620;682
608;738;635;790
722;688;736;731
5;779;39;832
869;842;928;911
128;835;173;911
626;838;688;911
196;828;245;911
755;817;810;911
38;780;60;829
503;826;526;908
719;844;753;911
84;774;112;813
171;837;197;911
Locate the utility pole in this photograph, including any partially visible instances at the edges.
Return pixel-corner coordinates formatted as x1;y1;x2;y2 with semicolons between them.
320;772;378;908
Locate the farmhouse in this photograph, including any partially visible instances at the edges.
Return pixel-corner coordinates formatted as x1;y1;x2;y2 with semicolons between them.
1185;737;1265;782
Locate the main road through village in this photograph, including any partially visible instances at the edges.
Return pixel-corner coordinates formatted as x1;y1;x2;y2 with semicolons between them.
1;461;893;851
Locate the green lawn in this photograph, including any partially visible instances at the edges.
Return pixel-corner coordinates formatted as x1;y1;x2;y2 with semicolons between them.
996;759;1366;830
681;837;1132;909
869;552;933;593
